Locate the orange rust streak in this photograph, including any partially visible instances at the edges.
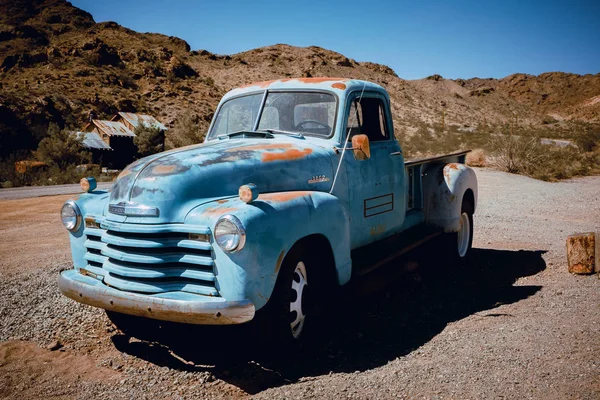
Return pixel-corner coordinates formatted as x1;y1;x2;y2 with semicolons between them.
201;206;238;216
226;143;295;152
259;191;311;202
152;165;177;175
262;148;312;162
216;199;229;204
239;77;349;89
296;77;349;83
331;83;347;90
274;250;285;273
239;79;277;89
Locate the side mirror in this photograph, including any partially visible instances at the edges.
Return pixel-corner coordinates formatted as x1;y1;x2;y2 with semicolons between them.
351;134;370;160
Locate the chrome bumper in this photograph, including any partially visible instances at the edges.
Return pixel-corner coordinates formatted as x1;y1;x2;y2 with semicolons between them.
58;269;255;325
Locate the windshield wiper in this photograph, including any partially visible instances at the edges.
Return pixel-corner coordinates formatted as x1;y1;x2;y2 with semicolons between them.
257;129;305;139
217;130;275;140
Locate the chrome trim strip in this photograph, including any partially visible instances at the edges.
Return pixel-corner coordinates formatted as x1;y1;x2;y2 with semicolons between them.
109;202;159;217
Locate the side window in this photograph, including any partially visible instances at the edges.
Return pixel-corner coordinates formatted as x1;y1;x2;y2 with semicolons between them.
346;97;389;142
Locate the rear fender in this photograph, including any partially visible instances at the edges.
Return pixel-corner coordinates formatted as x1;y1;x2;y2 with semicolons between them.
422;163;477;232
185;191;351;310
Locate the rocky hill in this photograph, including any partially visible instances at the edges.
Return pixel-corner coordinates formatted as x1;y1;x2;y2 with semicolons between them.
1;0;599;159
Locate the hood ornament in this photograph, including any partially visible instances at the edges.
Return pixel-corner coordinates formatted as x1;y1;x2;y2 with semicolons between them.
109;202;160;217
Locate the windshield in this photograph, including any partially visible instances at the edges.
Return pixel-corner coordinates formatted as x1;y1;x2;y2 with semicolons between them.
208;91;337;139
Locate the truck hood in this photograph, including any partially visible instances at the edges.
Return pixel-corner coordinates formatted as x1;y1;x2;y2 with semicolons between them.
106;138;335;223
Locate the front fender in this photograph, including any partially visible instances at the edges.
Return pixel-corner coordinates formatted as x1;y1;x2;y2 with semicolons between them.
185;191;351;310
422;163;478;232
64;191;111;270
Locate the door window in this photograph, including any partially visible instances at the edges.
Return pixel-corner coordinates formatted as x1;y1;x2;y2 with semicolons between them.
346;97;389;142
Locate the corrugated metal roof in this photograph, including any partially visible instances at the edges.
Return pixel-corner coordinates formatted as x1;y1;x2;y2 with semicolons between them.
117;112;168;131
93;120;135;137
74;131;113;150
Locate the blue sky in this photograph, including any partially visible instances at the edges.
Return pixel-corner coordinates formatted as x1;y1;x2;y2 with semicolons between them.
71;0;599;80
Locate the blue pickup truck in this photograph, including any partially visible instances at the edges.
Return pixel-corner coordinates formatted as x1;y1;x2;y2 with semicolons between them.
59;77;477;344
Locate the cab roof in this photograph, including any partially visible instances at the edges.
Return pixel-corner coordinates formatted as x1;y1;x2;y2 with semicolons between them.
223;77;386;101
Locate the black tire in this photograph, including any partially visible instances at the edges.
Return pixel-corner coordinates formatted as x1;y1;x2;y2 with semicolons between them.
256;245;314;349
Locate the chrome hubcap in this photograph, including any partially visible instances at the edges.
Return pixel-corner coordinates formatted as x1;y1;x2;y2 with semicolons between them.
457;212;471;258
290;261;308;339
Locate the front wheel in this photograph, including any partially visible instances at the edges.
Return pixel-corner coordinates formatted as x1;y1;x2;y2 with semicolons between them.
256;246;314;349
289;260;309;339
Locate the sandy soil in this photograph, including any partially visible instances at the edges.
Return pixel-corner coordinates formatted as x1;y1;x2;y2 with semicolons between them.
0;168;599;399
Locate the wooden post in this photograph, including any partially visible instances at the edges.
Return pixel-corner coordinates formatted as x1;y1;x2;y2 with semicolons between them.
566;232;598;274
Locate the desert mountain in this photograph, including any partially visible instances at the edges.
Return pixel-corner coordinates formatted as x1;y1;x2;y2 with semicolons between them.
1;0;599;158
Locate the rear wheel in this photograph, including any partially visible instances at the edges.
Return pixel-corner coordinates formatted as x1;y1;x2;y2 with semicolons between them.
447;198;474;266
457;209;472;258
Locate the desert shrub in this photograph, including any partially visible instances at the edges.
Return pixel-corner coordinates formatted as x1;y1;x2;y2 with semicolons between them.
404;120;599;181
166;112;205;149
117;72;136;89
466;149;487;167
203;77;215;87
487;129;599;181
487;130;545;174
31;164;99;186
35;124;90;169
134;125;164;157
403;123;468;158
574;129;600;152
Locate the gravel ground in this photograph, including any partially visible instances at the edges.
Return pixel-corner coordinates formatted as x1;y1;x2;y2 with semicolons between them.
0;168;599;399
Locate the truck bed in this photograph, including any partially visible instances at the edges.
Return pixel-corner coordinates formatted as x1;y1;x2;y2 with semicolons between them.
403;149;471;167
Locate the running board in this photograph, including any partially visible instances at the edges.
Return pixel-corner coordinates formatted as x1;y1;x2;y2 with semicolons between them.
352;227;442;277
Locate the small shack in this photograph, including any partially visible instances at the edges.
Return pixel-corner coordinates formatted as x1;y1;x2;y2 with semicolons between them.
72;131;113;166
74;112;167;168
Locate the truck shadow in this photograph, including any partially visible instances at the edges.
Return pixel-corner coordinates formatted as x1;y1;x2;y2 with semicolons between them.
110;246;546;394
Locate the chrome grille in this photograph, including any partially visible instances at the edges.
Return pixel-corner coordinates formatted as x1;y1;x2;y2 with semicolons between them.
82;220;218;296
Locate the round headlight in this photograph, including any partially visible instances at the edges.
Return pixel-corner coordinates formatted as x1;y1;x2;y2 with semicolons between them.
61;200;81;232
214;215;246;252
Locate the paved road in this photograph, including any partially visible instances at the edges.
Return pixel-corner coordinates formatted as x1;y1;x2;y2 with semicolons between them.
0;182;112;200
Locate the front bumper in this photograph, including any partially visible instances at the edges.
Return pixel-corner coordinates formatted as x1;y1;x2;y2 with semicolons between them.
58;269;255;325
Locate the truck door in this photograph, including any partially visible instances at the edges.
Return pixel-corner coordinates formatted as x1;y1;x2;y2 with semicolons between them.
342;93;405;249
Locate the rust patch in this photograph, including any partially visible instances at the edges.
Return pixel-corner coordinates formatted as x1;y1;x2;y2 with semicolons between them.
216;199;229;204
443;163;461;180
239;77;348;89
259;191;310;203
331;82;347;90
226;143;295;152
201;206;239;216
274;250;285;273
151;165;178;175
262;148;312;162
296;77;349;84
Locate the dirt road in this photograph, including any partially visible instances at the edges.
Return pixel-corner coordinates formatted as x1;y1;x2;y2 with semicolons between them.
0;168;598;399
